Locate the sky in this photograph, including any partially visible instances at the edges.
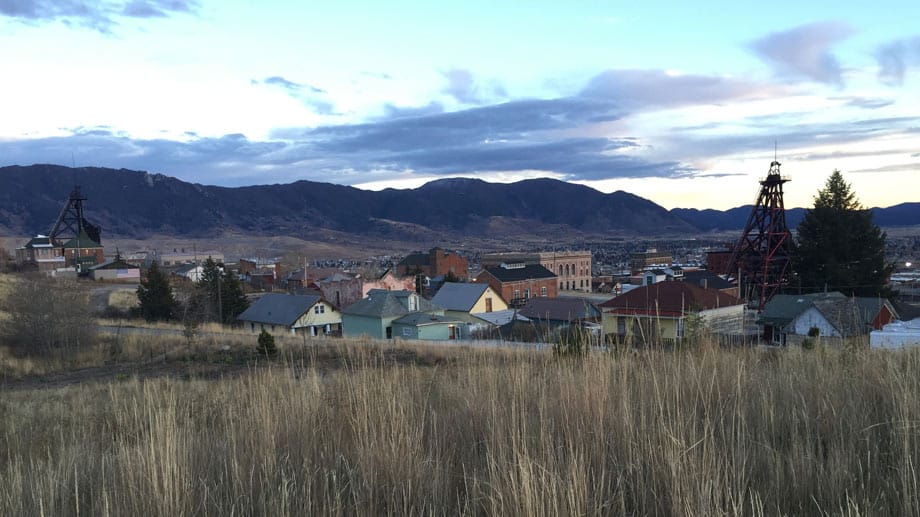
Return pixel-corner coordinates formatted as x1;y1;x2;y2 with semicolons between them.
1;1;919;210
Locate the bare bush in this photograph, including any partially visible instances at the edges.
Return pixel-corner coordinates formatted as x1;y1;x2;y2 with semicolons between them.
0;277;96;359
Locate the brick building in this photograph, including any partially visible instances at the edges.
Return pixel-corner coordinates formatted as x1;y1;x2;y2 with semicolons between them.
629;249;672;274
396;247;469;280
475;263;558;308
481;250;592;292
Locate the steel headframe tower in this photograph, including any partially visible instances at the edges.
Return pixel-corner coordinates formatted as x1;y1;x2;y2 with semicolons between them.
728;159;792;311
48;186;101;245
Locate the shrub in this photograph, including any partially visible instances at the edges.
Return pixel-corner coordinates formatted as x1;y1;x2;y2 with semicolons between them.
256;329;276;356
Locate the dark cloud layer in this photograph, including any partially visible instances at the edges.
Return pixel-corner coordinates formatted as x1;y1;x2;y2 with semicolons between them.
749;21;853;86
0;0;197;30
1;67;913;189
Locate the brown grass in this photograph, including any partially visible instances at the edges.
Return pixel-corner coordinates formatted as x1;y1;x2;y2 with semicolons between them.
1;341;920;515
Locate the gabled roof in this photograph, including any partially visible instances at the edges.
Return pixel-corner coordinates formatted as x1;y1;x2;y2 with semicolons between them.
341;289;440;318
519;297;600;322
237;293;325;326
21;235;55;248
62;229;102;249
174;263;202;275
482;264;556;282
682;270;734;290
599;281;743;317
90;258;138;270
808;298;870;337
431;282;490;312
759;292;847;326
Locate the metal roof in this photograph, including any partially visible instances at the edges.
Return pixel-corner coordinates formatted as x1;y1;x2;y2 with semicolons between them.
431;282;490;312
237;293;324;326
341;289;440;318
393;313;464;326
482;264;556;282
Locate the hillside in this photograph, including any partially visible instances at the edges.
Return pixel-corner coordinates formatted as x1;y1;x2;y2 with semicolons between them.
1;164;916;240
0;165;694;239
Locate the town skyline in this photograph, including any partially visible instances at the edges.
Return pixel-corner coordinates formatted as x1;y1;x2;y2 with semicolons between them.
2;1;918;210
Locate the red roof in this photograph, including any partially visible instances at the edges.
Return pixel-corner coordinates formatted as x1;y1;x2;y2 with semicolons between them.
599;281;743;317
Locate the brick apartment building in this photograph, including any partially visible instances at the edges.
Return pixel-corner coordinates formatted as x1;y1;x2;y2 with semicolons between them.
475;263;558;308
481;250;592;292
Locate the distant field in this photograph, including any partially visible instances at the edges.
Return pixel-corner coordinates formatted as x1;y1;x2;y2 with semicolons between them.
1;337;919;515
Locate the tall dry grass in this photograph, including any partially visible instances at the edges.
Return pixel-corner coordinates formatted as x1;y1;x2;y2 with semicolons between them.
1;345;919;515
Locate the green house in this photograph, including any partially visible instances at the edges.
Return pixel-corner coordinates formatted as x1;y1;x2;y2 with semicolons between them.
342;289;447;340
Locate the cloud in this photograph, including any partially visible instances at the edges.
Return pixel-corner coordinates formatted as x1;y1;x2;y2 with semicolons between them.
876;36;920;85
749;21;854;85
440;68;507;105
834;96;895;109
0;0;197;30
580;69;786;108
253;76;334;115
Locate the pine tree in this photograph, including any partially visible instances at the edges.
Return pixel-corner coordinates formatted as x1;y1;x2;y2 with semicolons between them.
195;257;249;324
137;261;177;321
792;170;893;297
219;269;250;324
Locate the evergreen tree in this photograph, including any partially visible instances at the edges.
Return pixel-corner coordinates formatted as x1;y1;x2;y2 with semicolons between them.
792;170;893;297
137;261;177;321
195;257;249;324
219;269;249;324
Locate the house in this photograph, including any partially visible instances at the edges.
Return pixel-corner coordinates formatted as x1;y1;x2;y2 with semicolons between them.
341;289;445;339
361;269;416;297
430;282;508;321
391;312;466;341
89;255;141;282
15;235;66;271
759;292;898;346
642;269;669;285
518;297;601;327
396;247;469;280
482;250;592;292
599;281;745;347
309;272;364;309
61;229;105;271
761;293;898;346
172;263;204;282
237;293;341;337
475;263;558;308
871;318;920;349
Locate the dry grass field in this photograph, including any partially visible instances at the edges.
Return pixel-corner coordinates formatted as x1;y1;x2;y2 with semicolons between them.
1;336;919;516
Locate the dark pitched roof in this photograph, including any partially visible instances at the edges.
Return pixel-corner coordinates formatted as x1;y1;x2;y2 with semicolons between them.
90;258;138;270
237;293;324;326
341;289;440;318
599;281;743;317
682;270;734;290
431;282;490;312
483;264;556;282
759;292;847;326
62;229;102;249
519;297;600;322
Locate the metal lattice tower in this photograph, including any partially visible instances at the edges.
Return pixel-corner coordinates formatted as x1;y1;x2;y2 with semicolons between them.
728;160;792;311
48;186;101;245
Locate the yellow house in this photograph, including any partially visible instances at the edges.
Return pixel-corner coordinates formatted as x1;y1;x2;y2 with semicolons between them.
599;281;744;346
237;293;342;337
431;282;508;321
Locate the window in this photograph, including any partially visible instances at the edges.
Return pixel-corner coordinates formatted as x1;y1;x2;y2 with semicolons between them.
541;286;547;296
485;297;493;312
560;282;564;290
617;317;626;335
403;327;412;337
524;288;530;299
677;318;686;338
513;289;520;299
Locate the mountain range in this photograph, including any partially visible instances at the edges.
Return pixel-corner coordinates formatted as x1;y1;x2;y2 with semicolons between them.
1;164;918;240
